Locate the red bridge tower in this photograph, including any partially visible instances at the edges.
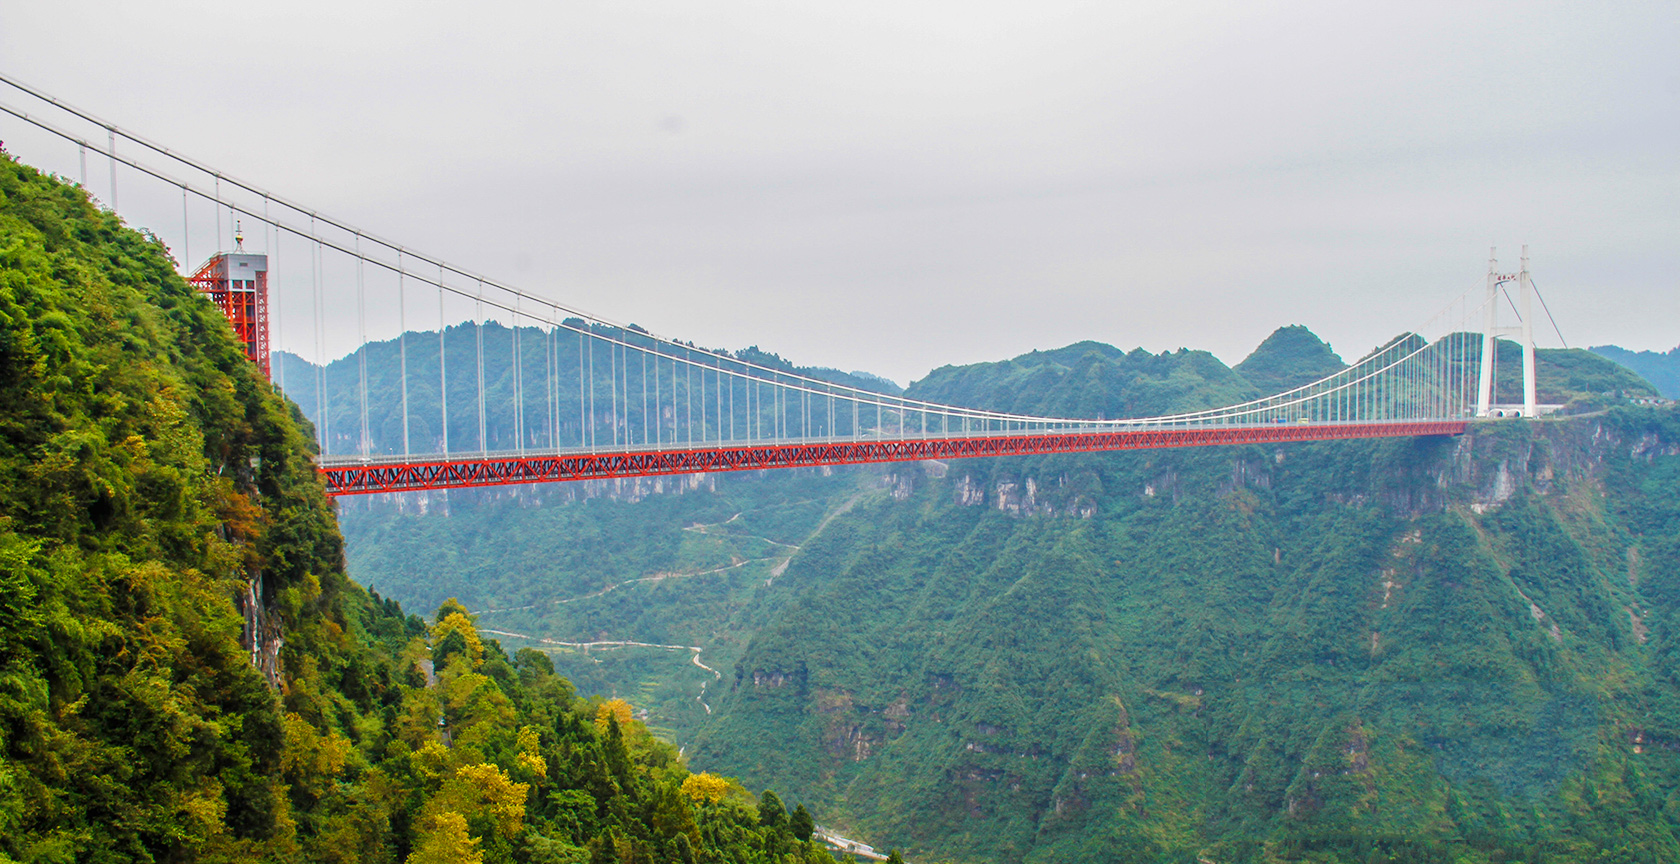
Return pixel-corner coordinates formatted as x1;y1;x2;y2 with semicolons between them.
187;224;270;378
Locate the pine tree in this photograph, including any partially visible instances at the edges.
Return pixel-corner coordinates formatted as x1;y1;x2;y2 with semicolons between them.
759;790;787;830
790;804;815;843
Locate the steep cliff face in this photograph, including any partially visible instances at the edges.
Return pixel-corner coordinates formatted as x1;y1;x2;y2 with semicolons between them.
327;313;1674;861
691;410;1680;862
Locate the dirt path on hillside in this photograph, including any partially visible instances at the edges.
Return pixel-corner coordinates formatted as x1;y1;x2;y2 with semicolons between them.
477;628;725;713
473;493;867;614
765;492;866;584
472;493;868;714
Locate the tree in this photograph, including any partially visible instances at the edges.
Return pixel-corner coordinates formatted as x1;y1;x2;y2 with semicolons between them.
515;725;547;779
790;804;815;843
594;698;633;731
405;812;483;864
759;790;787;830
886;850;905;864
425;763;530;841
435;598;473;621
680;773;733;804
590;830;621;864
432;611;486;668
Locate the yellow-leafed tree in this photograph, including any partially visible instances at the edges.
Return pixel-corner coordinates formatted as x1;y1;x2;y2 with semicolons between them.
595;698;633;732
424;763;530;841
405;812;482;864
515;725;547;779
680;772;734;804
431;611;485;668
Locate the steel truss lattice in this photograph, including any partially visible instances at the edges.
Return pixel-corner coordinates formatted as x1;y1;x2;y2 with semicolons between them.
319;421;1466;496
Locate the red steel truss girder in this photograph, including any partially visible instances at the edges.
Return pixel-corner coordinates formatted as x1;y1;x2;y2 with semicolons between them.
318;420;1467;496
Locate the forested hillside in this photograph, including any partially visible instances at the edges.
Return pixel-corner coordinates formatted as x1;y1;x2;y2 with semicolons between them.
0;152;842;863
1593;345;1680;400
1233;325;1347;395
693;409;1680;863
330;311;1678;862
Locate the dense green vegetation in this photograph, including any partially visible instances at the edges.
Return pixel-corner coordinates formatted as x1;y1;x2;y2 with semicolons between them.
676;354;1679;862
0;152;848;863
1592;345;1680;400
1511;343;1659;407
1233;325;1347;395
690;412;1680;863
910;340;1254;420
333;314;1679;863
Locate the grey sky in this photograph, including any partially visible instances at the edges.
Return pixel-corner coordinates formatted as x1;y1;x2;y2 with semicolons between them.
2;1;1676;385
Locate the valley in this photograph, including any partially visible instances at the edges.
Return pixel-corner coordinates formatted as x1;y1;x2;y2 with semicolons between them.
3;138;1678;863
4;6;1675;861
325;325;1680;862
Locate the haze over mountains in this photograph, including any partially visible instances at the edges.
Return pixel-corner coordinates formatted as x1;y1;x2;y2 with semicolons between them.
5;113;1677;864
1592;345;1680;400
320;319;1679;861
6;141;1680;862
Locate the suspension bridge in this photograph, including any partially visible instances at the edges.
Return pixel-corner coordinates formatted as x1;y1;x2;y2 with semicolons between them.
3;76;1560;497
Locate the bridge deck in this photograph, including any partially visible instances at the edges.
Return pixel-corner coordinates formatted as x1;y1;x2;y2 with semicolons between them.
317;420;1467;496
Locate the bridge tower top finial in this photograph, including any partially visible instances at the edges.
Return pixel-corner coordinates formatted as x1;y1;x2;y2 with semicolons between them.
233;220;244;252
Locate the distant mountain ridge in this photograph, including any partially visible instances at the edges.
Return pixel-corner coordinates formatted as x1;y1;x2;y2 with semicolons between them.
1234;324;1347;394
683;337;1680;862
335;321;1680;863
277;323;1660;458
1591;344;1680;399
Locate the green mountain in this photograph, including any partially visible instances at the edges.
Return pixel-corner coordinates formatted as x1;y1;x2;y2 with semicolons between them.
1592;345;1680;400
691;409;1680;863
273;332;899;459
0;152;843;863
1514;343;1661;407
1235;325;1347;395
912;341;1254;419
329;325;1680;863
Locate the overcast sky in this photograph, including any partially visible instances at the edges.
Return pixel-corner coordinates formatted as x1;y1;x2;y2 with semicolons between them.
2;1;1676;384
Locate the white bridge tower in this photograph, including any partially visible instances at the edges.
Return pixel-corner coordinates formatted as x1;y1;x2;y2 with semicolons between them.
1475;245;1538;418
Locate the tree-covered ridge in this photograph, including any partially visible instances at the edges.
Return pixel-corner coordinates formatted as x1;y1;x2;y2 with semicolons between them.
1516;344;1659;407
908;341;1255;420
908;328;1656;419
1591;344;1680;400
691;409;1680;863
0;152;844;863
1235;325;1347;395
0;146;337;859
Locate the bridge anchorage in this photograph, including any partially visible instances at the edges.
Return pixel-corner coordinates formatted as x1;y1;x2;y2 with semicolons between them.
3;75;1571;496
